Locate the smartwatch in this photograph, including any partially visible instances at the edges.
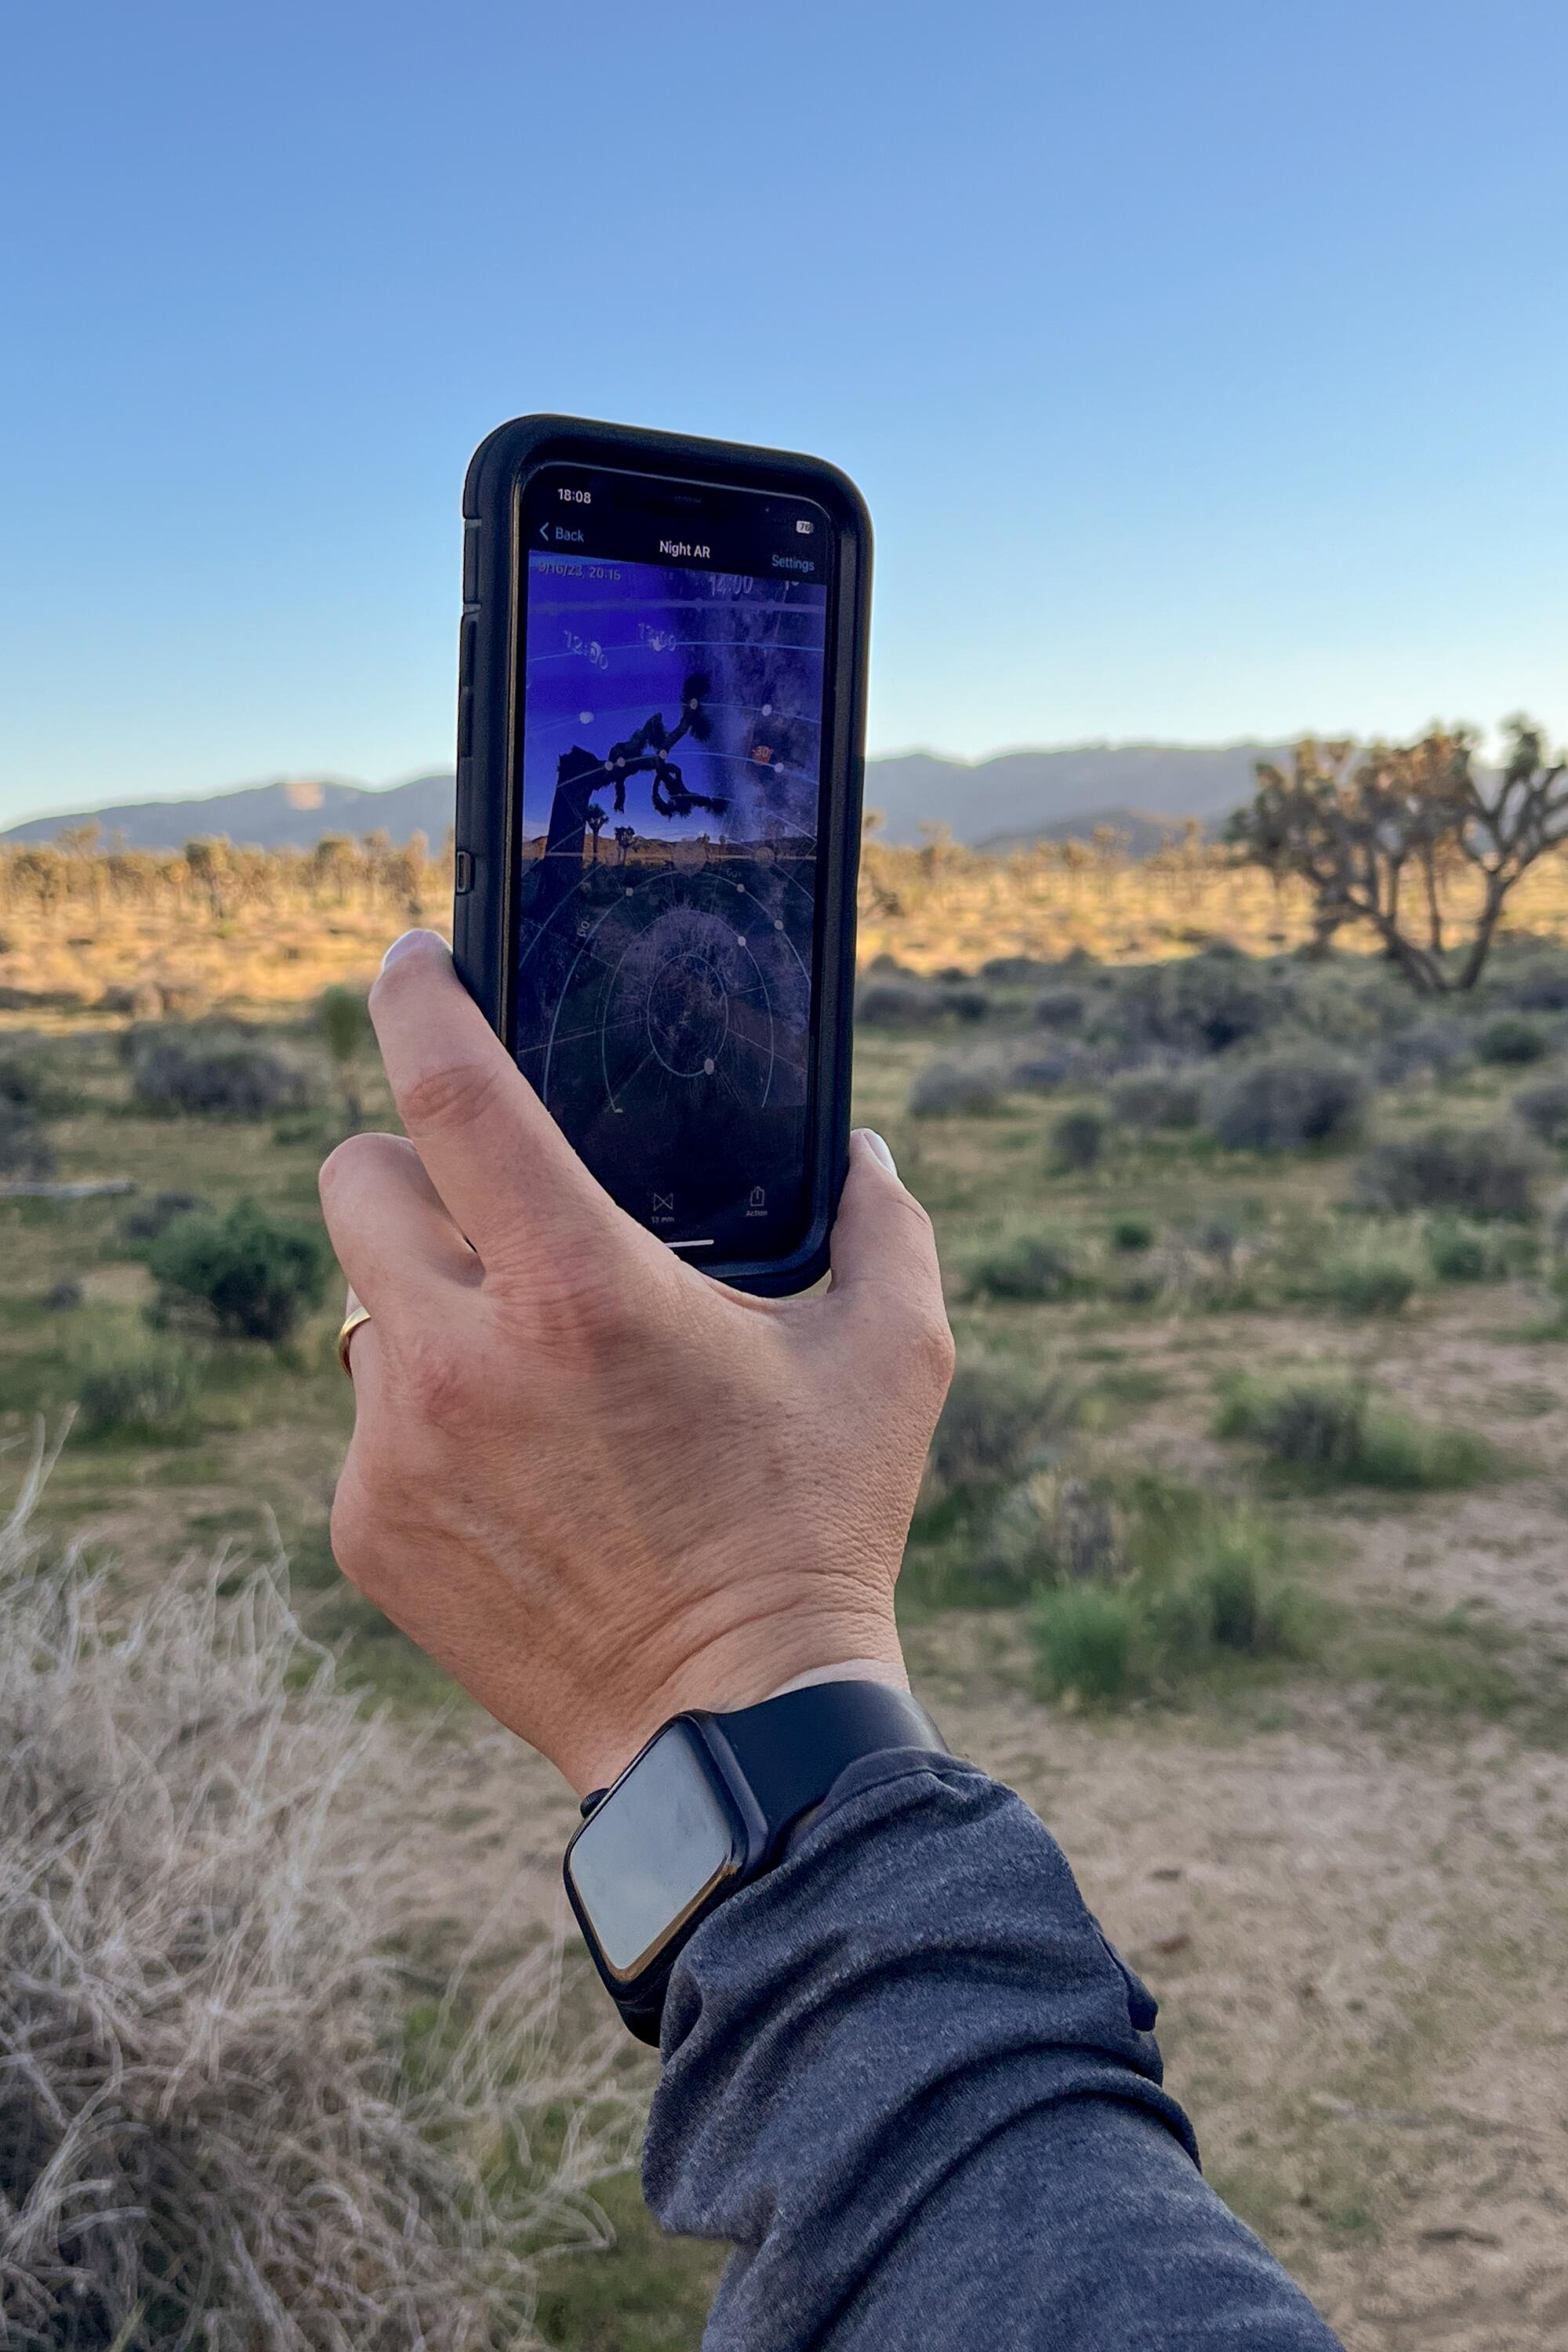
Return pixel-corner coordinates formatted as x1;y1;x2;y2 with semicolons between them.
563;1679;947;2043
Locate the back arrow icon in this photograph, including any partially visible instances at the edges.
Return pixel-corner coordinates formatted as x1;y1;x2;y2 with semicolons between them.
539;522;552;545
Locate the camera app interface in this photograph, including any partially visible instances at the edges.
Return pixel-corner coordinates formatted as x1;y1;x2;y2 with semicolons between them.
513;464;831;1261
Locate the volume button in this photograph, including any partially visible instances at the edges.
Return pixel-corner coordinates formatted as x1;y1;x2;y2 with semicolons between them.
463;523;480;606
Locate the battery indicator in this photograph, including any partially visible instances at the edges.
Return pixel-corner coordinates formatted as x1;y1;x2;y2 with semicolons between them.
795;517;815;535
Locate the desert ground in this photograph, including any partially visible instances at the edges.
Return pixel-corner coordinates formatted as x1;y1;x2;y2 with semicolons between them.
4;866;1568;2349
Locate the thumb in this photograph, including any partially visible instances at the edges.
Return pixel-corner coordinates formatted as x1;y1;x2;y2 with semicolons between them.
827;1131;953;1357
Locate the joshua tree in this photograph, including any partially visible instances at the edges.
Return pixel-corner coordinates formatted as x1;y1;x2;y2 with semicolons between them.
1229;720;1568;993
614;826;636;866
585;805;607;862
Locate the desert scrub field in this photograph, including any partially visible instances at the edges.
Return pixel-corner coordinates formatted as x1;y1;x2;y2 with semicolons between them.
15;820;1568;1012
5;937;1568;2347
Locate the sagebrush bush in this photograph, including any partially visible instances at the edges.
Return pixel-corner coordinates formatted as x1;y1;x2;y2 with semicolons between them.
1051;1105;1108;1171
1374;1017;1472;1086
1511;1076;1568;1145
0;1047;74;1118
1498;953;1568;1013
130;1025;318;1118
74;1329;200;1439
1007;1040;1096;1095
1353;1122;1541;1220
1204;1047;1366;1152
908;1053;1006;1117
1114;950;1294;1057
1475;1013;1551;1067
1215;1370;1492;1488
926;1360;1080;1492
0;1436;637;2352
982;1468;1127;1598
150;1198;333;1340
1033;987;1087;1031
855;975;933;1027
967;1229;1082;1302
1108;1065;1204;1131
0;1107;55;1181
936;982;992;1022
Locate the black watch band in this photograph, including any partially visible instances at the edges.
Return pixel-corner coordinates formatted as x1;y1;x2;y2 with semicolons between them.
564;1679;947;2042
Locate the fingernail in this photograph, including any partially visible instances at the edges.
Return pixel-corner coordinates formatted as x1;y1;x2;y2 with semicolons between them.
858;1129;898;1177
380;928;444;973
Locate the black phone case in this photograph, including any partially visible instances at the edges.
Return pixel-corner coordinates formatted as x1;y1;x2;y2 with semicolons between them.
453;413;871;1296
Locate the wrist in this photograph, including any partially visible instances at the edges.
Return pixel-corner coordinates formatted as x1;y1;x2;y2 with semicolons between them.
574;1613;907;1795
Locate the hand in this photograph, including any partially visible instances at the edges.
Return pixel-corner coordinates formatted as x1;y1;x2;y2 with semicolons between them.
318;931;954;1795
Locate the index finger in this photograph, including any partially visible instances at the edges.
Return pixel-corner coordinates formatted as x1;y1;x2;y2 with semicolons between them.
368;929;618;1265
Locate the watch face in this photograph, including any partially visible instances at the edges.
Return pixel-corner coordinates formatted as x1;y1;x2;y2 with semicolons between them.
566;1721;743;1983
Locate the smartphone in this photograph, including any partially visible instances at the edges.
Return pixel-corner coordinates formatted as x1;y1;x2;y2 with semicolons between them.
453;416;871;1295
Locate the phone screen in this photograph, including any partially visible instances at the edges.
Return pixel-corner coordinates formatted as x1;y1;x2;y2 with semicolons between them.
511;463;833;1261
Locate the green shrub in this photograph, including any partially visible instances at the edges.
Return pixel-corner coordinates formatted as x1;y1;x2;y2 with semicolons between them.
1161;1505;1316;1656
1205;1048;1366;1152
130;1028;318;1118
1033;1582;1142;1702
1321;1252;1418;1316
1512;1076;1568;1145
74;1331;200;1440
1051;1106;1108;1172
1426;1217;1518;1283
316;985;373;1126
967;1229;1081;1302
1353;1123;1540;1220
150;1200;333;1341
116;1190;211;1250
908;1053;1006;1117
1109;1213;1156;1252
0;1047;76;1118
1476;1013;1551;1067
927;1361;1080;1491
1215;1371;1492;1489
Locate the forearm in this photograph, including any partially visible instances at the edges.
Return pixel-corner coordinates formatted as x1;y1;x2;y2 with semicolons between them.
644;1755;1341;2351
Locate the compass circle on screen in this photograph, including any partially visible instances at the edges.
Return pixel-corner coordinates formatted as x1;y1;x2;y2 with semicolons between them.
644;950;730;1076
522;863;811;1132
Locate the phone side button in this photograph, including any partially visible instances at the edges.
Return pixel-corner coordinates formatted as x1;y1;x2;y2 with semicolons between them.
457;687;474;757
454;848;474;895
463;522;481;605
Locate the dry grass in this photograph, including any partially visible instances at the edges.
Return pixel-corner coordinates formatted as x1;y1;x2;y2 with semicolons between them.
11;829;1568;1013
0;1422;640;2352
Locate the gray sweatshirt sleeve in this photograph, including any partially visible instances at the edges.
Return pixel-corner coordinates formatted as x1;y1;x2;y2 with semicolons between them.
643;1751;1342;2351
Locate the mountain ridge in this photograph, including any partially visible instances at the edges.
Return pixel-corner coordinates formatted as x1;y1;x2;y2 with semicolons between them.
2;741;1291;854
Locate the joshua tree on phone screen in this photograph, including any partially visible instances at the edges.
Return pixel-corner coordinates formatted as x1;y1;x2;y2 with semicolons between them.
529;675;726;940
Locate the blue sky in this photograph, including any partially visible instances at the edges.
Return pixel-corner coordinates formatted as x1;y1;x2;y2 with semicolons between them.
3;0;1566;825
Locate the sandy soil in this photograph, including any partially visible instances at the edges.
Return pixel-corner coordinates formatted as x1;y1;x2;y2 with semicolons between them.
376;1291;1568;2351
